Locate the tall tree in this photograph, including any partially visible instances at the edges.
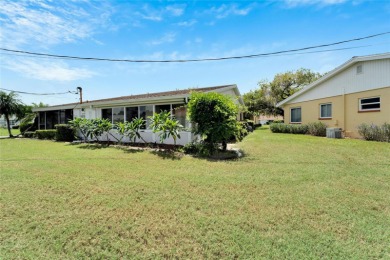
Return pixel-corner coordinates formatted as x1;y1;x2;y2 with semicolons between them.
0;91;24;137
244;68;322;116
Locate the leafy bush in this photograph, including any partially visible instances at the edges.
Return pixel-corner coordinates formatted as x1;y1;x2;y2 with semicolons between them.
234;122;249;141
55;124;75;142
23;131;36;138
383;123;390;142
187;91;241;152
19;113;38;134
183;141;217;157
35;130;56;140
149;111;184;145
68;118;89;141
358;123;389;142
12;125;19;129
122;118;147;143
273;120;284;124
270;123;308;134
307;122;327;137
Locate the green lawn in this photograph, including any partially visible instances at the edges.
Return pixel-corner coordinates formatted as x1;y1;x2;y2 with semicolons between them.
0;127;20;137
1;128;389;259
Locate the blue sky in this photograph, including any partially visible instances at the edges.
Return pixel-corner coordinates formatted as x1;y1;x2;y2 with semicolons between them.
0;0;389;105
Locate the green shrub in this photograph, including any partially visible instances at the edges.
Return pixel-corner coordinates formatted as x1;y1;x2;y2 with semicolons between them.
307;122;327;137
183;141;217;157
12;125;19;129
187;91;241;152
358;123;388;142
273;120;284;124
383;123;390;142
19;113;38;134
270;123;308;134
232;122;248;141
23;131;36;138
35;130;56;140
55;124;75;142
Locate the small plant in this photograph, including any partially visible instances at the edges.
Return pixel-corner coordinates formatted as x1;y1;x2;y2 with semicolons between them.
358;123;388;142
87;118;112;143
149;111;183;146
124;117;147;143
68;118;89;141
307;122;327;136
19;113;37;134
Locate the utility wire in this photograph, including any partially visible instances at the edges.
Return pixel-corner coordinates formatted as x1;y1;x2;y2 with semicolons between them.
1;43;388;61
0;32;389;63
0;87;77;95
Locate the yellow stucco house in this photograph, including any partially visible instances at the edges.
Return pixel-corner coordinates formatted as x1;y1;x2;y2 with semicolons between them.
276;53;390;138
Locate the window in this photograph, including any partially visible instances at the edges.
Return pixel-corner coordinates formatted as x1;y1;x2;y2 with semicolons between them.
320;103;332;118
359;97;380;111
172;104;187;128
139;105;153;129
125;107;139;122
290;107;301;123
155;104;171;114
113;107;124;124
102;108;112;122
356;64;363;74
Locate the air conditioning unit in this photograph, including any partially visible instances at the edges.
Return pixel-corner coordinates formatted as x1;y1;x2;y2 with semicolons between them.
326;128;342;139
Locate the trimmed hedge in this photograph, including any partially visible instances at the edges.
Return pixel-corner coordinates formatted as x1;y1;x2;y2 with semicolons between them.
55;124;75;142
270;123;308;134
23;131;36;138
35;130;56;140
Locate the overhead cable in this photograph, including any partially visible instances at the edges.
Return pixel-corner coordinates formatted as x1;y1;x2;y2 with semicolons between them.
0;32;389;63
0;87;77;95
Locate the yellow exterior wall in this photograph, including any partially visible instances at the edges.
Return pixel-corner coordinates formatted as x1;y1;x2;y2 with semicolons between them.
344;87;390;138
282;87;390;138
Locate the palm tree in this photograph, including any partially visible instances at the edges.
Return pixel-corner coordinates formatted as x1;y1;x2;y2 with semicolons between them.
0;91;23;137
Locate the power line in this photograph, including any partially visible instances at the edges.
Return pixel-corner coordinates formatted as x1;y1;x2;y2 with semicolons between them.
1;43;388;62
0;87;77;95
0;32;389;63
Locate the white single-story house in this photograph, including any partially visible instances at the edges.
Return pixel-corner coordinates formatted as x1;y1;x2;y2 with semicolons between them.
276;53;390;138
33;84;244;145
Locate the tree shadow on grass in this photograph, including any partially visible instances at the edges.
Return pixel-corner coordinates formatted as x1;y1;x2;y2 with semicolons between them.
68;143;109;150
150;150;183;160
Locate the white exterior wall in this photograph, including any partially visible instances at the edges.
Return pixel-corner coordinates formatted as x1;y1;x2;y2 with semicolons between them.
291;58;390;103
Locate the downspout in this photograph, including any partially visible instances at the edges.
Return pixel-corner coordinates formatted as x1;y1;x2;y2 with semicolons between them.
343;88;346;136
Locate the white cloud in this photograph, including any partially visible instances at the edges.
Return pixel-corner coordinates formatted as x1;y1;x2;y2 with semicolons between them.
3;59;95;81
284;0;348;7
166;5;185;16
176;19;197;27
0;0;113;48
207;4;253;19
148;33;176;45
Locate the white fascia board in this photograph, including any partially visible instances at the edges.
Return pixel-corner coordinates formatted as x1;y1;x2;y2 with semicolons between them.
32;104;77;112
276;52;390;107
81;94;189;109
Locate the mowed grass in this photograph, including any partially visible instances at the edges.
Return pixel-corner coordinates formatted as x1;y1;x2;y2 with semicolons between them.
0;128;389;259
0;127;20;137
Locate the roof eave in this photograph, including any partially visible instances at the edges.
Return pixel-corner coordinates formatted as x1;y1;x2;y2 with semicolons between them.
276;52;390;107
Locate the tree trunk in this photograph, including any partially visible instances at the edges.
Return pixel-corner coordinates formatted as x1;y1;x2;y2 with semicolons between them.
5;114;13;137
222;140;227;151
